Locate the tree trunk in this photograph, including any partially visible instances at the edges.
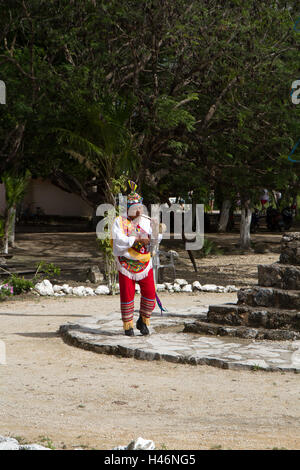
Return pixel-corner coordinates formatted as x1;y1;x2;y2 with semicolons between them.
217;199;231;232
2;208;11;254
187;248;198;272
240;201;252;249
104;252;117;295
8;205;16;248
2;236;9;255
182;230;198;272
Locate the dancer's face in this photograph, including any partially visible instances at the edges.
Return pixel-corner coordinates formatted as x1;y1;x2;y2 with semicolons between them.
128;204;143;220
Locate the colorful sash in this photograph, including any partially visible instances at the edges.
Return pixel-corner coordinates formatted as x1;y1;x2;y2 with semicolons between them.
113;216;151;276
112;215;167;313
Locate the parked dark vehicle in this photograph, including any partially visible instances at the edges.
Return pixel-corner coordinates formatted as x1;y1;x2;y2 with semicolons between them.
250;209;260;233
266;207;283;231
204;212;211;233
226;208;235;232
266;206;294;232
281;206;294;230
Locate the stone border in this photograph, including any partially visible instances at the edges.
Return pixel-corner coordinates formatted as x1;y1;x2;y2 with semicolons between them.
59;310;300;373
32;279;238;297
0;436;50;450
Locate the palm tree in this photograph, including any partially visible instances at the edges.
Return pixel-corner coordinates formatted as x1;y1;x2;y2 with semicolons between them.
54;98;139;206
1;170;31;253
54;98;140;293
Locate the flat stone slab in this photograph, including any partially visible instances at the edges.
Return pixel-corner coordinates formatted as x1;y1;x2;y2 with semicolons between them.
59;307;300;372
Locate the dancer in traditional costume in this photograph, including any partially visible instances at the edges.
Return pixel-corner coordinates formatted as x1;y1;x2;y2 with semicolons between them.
111;181;163;336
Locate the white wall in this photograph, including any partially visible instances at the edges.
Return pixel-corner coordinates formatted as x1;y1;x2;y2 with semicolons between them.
23;178;93;217
1;178;93;217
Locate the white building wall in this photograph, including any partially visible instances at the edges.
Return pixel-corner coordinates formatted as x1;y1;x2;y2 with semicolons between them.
0;178;93;217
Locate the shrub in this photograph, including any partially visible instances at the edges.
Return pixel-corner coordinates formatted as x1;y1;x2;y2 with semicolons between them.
34;261;61;280
0;261;61;300
9;274;34;295
200;238;223;257
0;283;13;300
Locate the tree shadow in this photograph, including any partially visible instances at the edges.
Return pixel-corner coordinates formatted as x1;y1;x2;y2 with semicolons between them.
0;313;91;317
15;332;60;338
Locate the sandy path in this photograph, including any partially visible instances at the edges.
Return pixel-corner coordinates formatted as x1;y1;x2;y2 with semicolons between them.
0;293;300;450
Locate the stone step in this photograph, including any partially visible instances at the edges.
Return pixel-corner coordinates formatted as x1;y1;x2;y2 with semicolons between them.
258;264;300;290
207;303;300;330
183;320;300;341
280;232;300;265
237;286;300;310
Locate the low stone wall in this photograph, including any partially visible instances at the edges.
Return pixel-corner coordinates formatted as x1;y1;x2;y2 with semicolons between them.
190;232;300;341
280;232;300;265
237;286;300;310
258;264;300;290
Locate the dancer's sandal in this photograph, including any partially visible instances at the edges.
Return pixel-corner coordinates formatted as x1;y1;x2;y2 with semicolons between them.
124;328;134;336
136;316;150;336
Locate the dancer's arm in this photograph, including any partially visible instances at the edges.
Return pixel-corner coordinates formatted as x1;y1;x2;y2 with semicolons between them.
111;217;136;254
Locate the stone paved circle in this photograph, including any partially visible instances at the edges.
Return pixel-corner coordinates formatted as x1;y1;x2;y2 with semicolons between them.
59;307;300;373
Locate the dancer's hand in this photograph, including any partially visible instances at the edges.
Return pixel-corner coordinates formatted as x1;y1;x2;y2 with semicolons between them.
136;234;150;245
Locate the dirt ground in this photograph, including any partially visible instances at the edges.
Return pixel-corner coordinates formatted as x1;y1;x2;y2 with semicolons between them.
6;230;283;287
0;292;300;451
0;231;299;450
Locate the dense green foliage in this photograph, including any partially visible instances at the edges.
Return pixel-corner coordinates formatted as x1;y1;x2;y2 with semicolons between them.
0;0;299;248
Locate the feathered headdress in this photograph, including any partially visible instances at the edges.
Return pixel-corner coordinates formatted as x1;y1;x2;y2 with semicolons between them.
127;180;143;208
